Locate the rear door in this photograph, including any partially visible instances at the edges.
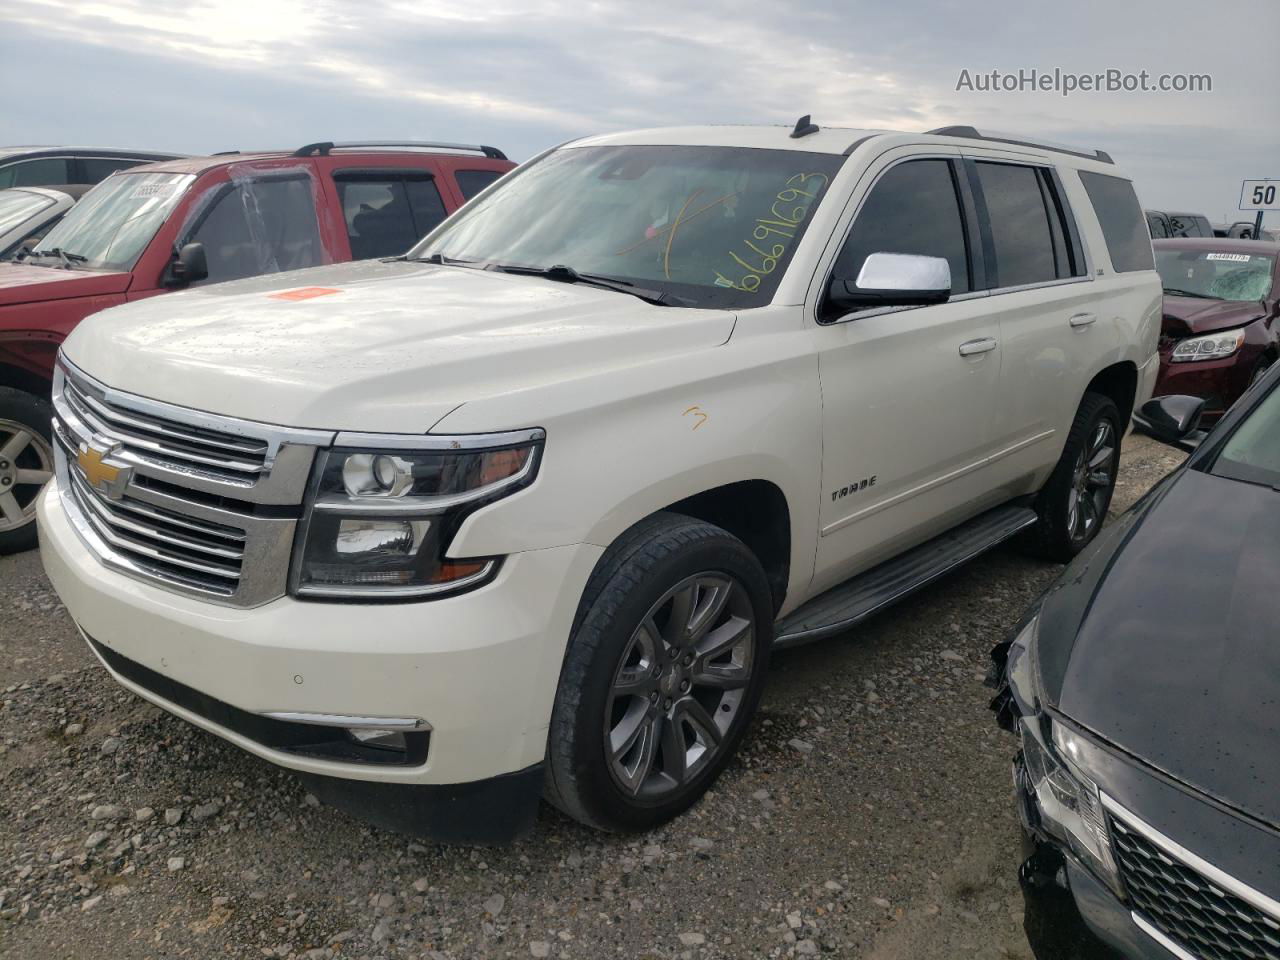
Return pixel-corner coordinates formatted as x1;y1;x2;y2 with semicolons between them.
961;152;1098;491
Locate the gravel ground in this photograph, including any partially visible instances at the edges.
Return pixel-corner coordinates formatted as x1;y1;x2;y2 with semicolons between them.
0;435;1185;960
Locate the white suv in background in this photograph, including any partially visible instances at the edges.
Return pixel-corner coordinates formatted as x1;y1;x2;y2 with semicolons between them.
38;121;1161;842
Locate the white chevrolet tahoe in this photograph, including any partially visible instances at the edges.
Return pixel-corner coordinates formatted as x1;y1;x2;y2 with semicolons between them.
37;121;1161;843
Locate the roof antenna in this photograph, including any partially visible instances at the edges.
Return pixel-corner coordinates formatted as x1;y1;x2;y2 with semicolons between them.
790;115;820;139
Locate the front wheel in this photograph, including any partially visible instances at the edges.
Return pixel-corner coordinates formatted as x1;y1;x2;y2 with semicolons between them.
1023;393;1122;562
545;513;773;832
0;388;56;555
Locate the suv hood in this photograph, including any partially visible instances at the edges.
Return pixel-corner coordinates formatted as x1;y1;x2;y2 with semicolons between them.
0;262;131;306
1161;295;1266;337
1037;469;1280;830
62;259;737;432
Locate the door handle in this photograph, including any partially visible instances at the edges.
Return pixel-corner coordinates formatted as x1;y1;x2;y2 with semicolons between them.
958;337;998;356
1069;312;1098;328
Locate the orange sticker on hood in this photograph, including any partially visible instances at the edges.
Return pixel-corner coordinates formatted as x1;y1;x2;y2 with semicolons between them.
268;287;343;301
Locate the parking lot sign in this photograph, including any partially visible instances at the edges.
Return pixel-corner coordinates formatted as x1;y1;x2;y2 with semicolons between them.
1240;179;1280;210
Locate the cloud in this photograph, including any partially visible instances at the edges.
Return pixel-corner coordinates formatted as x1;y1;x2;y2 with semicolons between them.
1;0;1276;223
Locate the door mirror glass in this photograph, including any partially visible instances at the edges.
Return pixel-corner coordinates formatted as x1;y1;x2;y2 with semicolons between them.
828;252;952;311
1133;395;1206;450
164;242;209;287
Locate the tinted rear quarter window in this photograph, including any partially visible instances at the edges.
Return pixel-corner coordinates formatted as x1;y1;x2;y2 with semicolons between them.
1079;172;1155;272
455;169;503;201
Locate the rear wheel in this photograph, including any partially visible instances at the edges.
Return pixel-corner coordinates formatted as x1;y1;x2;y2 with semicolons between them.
1023;393;1121;562
545;513;773;832
0;388;55;555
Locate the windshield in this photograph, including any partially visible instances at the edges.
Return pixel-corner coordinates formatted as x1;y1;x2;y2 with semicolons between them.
33;172;194;271
412;145;844;308
0;190;55;235
1213;377;1280;488
1156;248;1275;301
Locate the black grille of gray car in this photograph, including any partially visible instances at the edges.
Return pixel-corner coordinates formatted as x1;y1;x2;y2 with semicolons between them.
1111;817;1280;960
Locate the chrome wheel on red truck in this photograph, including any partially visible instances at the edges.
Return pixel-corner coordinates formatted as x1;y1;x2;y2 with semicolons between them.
0;388;55;554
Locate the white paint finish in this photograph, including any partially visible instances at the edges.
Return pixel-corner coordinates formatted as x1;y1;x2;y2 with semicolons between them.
60;258;735;433
39;484;602;783
41;125;1164;792
567;125;883;155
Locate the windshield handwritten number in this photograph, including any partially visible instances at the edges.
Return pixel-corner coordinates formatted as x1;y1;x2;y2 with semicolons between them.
716;173;827;292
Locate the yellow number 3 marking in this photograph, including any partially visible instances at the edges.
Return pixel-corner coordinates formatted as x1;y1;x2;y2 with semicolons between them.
683;405;709;430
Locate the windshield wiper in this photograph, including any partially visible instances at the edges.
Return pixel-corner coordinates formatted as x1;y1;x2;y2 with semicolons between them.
1163;288;1218;300
399;252;482;268
484;263;676;306
20;247;87;269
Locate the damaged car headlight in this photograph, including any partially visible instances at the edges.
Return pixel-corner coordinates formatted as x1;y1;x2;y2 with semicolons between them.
291;430;543;600
1020;717;1121;893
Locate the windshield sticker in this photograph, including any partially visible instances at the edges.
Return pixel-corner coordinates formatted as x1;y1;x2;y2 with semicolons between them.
128;183;180;200
268;286;343;301
1205;253;1252;262
713;172;828;292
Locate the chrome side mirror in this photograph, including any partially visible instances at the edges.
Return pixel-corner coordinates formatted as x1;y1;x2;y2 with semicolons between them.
827;252;952;313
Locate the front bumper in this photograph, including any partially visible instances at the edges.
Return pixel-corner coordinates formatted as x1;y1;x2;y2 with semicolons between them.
1013;756;1180;960
38;479;602;794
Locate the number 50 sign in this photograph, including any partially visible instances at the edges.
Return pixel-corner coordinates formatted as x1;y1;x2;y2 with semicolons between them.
1240;180;1279;211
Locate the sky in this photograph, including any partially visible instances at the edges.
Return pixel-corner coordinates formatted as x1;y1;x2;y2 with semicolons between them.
2;0;1277;226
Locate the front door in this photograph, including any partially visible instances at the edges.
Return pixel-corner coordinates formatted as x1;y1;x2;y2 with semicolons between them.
811;155;1003;593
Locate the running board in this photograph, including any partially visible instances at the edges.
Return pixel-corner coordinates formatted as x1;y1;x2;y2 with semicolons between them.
773;504;1038;648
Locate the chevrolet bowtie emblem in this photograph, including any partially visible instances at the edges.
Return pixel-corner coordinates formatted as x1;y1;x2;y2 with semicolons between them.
78;440;130;500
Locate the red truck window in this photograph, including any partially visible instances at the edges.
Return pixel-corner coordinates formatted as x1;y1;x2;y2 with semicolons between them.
333;170;448;260
454;169;503;201
183;175;324;285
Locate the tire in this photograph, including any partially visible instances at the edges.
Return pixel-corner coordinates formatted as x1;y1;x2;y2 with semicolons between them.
0;387;56;555
1023;393;1122;563
544;512;773;832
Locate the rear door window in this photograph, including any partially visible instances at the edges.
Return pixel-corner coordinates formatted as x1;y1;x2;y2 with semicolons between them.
834;158;972;296
334;171;448;260
454;169;503;201
182;175;324;285
1079;172;1155;273
974;162;1061;288
0;158;72;188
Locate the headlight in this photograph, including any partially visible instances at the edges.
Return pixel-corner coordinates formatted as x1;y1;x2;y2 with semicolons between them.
1020;717;1121;893
291;429;543;600
1170;328;1246;362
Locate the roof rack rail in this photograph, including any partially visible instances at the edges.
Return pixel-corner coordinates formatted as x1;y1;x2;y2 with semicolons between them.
925;126;1113;164
292;140;508;161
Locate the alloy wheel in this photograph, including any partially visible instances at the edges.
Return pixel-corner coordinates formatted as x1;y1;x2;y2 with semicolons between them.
604;573;756;800
1066;419;1116;543
0;419;54;534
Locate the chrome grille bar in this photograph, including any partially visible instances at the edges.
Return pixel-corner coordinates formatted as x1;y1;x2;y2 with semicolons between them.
51;358;321;607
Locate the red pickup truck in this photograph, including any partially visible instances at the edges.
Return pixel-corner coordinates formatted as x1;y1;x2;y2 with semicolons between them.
0;141;514;552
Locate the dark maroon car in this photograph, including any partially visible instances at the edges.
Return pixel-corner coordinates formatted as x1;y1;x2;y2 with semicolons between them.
1153;237;1278;421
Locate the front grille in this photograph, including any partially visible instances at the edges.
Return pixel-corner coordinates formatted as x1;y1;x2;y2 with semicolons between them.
1111;815;1280;960
65;461;245;597
61;366;270;485
51;358;333;607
